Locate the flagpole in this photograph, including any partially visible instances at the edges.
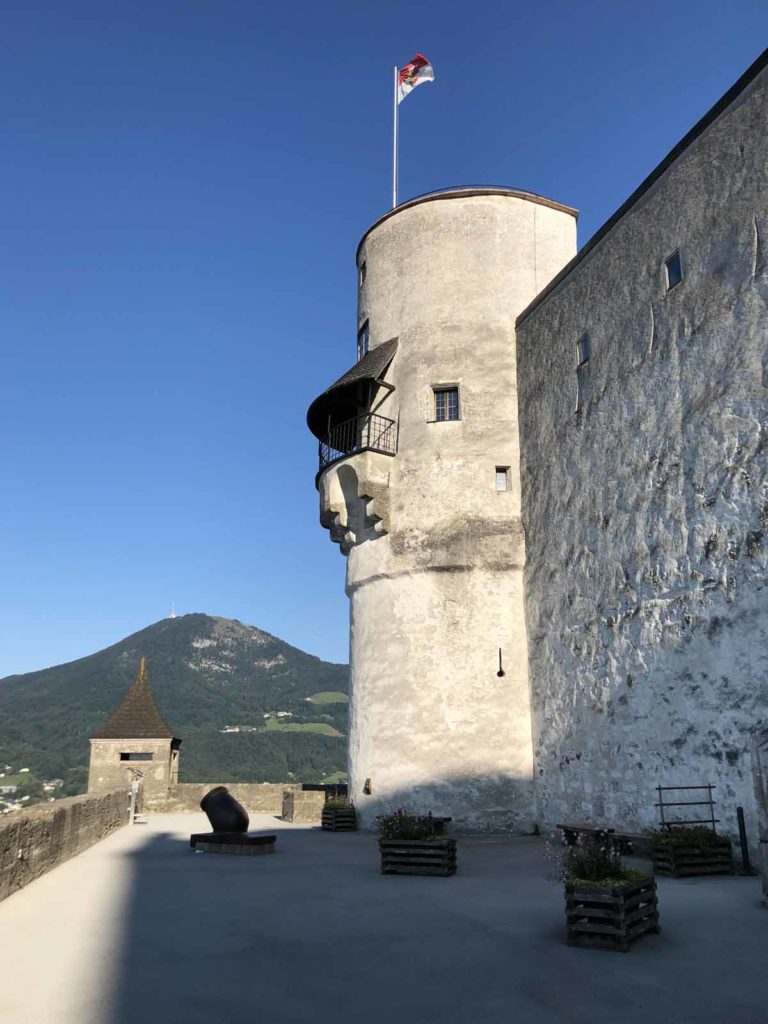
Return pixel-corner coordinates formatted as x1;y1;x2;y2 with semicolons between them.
392;66;398;209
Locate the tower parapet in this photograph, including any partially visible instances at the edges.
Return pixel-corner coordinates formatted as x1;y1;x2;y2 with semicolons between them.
308;187;577;830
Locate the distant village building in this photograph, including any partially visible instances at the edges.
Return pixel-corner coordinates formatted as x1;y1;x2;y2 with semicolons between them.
88;657;181;803
307;49;768;837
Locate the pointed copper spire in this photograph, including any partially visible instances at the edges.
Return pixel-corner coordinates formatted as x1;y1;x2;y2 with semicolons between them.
93;658;177;740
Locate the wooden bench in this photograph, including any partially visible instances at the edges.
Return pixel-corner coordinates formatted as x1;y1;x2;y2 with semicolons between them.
557;823;650;856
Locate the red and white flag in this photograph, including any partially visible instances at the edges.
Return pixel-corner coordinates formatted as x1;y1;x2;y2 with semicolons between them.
397;53;434;104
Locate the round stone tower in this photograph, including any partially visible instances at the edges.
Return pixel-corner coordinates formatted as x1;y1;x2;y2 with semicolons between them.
308;187;577;830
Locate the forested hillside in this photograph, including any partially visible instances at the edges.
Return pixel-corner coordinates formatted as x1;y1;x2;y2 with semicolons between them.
0;614;348;796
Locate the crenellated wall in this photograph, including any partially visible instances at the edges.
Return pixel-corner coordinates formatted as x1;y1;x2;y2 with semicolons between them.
516;53;768;840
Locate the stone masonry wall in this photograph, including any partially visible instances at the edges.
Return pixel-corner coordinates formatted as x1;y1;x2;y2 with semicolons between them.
281;789;326;823
0;789;129;903
147;782;304;815
516;60;768;842
88;737;174;802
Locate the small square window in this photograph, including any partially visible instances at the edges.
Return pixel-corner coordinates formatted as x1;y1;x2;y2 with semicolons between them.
434;386;460;421
496;467;509;491
357;321;369;360
576;335;590;367
665;250;683;290
358;261;366;287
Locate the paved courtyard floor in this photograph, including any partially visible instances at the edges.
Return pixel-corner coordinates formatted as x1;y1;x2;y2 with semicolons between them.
0;813;765;1024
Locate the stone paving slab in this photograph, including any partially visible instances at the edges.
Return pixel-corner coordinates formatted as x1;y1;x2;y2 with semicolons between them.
0;813;764;1024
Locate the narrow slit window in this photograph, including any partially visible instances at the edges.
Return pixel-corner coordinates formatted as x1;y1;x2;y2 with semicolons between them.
496;467;509;491
575;335;591;413
665;250;683;290
576;334;591;367
357;320;369;360
434;386;460;422
358;261;367;287
119;752;154;761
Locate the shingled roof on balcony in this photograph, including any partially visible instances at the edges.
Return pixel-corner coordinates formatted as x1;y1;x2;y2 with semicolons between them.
92;657;178;741
307;338;398;439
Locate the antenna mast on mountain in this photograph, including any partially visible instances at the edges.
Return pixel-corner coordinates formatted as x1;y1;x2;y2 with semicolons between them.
168;602;177;619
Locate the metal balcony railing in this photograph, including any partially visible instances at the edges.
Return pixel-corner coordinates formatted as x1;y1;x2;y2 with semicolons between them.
318;413;397;474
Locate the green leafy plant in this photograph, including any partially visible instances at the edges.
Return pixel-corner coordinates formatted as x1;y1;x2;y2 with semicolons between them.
554;829;649;887
375;808;441;841
325;796;353;810
650;826;728;848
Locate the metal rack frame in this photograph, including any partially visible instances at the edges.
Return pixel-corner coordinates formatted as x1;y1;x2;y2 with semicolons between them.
656;783;718;831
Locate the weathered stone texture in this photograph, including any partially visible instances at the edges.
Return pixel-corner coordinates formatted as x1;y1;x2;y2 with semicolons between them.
321;191;577;832
281;789;325;823
516;64;768;840
89;737;178;803
146;782;303;814
0;789;129;903
751;730;768;897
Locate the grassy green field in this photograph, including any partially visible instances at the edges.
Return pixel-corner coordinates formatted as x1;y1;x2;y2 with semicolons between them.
307;691;348;704
264;718;343;738
0;772;37;787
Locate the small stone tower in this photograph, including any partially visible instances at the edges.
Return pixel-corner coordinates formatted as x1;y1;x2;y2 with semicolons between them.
307;187;577;831
88;657;181;805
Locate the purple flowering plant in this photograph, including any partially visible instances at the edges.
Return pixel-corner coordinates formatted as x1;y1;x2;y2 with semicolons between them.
375;807;440;841
548;828;647;886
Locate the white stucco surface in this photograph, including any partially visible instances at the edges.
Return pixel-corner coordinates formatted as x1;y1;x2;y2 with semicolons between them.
310;58;768;842
320;191;577;830
516;62;768;838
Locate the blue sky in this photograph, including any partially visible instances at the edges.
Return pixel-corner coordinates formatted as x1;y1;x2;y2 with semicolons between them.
0;1;766;676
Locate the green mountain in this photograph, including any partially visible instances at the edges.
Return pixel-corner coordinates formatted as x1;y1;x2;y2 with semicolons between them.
0;614;349;796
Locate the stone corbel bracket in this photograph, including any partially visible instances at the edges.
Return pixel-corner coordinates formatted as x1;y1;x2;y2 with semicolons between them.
318;453;392;555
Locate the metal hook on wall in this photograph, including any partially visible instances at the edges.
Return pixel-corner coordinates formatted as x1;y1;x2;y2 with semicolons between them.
497;648;505;678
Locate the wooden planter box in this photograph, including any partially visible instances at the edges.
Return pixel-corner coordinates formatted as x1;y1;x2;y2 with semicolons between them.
652;836;734;877
321;806;358;832
565;876;660;952
379;838;457;876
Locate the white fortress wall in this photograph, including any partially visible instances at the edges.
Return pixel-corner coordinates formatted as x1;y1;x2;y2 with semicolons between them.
315;190;576;830
515;55;768;839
